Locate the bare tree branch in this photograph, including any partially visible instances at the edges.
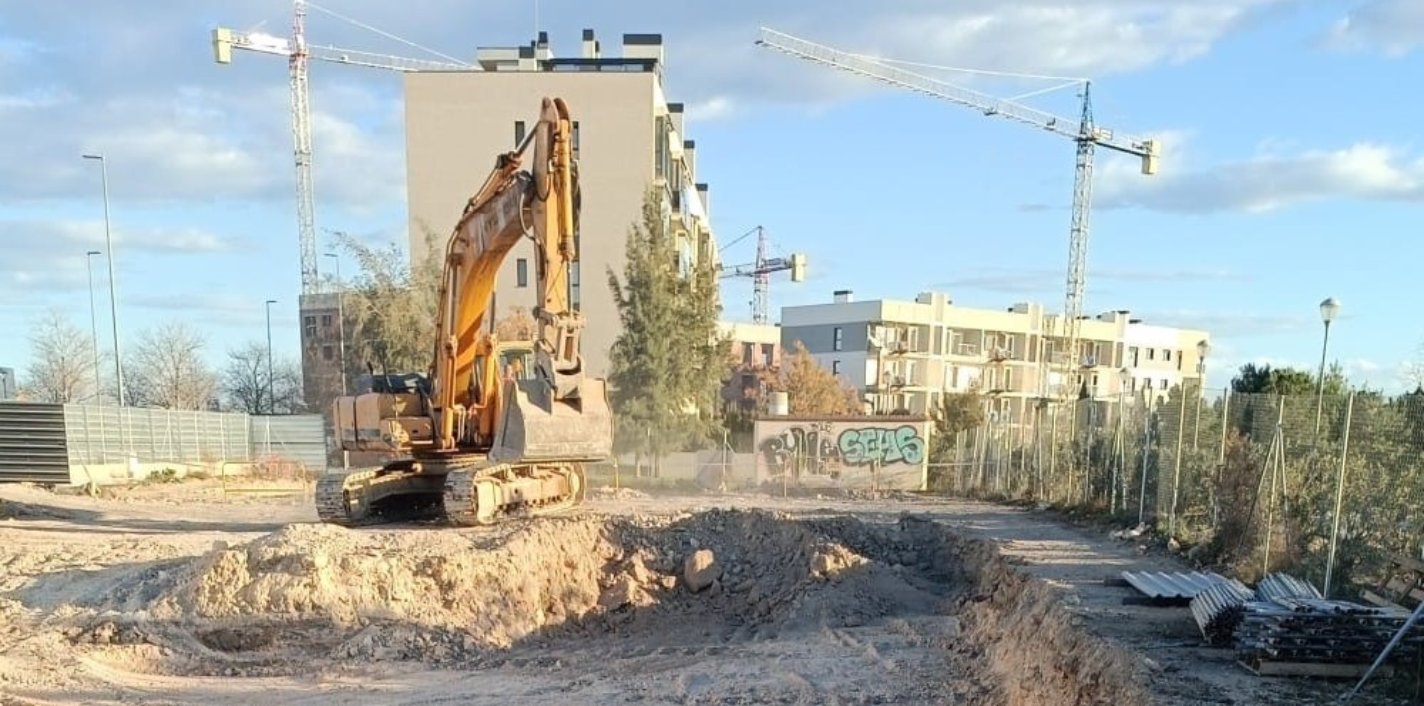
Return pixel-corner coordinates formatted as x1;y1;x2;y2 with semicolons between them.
22;308;100;404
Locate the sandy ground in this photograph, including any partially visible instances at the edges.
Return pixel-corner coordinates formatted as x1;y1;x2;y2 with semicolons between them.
0;478;1412;706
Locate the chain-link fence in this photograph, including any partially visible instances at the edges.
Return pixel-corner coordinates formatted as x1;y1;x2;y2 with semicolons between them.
936;386;1424;596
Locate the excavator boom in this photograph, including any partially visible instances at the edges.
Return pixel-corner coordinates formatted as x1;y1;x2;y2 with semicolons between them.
318;97;612;527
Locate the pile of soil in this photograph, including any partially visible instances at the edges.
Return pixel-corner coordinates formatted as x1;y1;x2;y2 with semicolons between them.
43;509;1148;704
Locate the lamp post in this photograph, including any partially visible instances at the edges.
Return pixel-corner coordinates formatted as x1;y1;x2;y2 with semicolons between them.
1194;339;1210;449
1314;297;1341;439
324;252;348;395
81;154;125;408
84;250;103;404
265;299;278;414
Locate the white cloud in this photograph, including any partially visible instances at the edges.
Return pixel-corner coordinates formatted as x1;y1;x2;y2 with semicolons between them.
1132;309;1312;337
1098;135;1424;213
1324;0;1424;56
936;266;1248;296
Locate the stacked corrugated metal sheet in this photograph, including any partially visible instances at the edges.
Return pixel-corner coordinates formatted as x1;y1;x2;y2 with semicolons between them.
1190;579;1256;646
1255;572;1323;602
1121;570;1234;605
1235;575;1424;670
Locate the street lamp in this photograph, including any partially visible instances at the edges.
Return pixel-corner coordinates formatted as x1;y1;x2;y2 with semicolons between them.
1314;297;1341;439
265;299;278;414
1194;339;1210;449
81;153;125;408
85;250;103;404
324;252;348;395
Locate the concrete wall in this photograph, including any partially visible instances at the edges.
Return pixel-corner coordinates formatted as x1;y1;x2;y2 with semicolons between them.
404;71;659;379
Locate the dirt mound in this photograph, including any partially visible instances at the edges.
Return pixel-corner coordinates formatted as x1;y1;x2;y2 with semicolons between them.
67;510;954;670
37;509;1149;704
588;485;650;500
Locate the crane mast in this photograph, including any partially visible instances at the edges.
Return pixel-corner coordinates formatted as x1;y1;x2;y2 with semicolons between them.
211;0;471;295
753;27;1159;403
718;225;807;324
290;0;316;295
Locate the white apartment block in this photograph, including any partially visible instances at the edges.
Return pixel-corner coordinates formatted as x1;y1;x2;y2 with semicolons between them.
403;29;716;379
778;290;1211;420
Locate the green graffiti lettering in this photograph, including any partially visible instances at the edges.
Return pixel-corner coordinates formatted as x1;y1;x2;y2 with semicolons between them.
837;425;925;466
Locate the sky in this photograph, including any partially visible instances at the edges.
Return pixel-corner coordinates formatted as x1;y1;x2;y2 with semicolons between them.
1;0;1422;393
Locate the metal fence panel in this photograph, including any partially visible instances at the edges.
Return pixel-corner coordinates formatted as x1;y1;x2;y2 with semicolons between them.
0;402;69;483
62;405;251;466
250;414;329;473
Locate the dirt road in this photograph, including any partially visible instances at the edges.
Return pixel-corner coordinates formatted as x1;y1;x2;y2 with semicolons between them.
0;480;1407;705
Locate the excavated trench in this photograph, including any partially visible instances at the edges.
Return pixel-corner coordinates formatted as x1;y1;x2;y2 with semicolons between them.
39;509;1148;704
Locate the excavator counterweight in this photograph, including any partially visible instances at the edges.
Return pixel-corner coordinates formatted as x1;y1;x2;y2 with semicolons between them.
315;97;612;527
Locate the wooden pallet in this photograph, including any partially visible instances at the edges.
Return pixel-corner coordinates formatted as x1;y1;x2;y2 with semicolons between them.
1239;658;1390;679
1361;554;1424;611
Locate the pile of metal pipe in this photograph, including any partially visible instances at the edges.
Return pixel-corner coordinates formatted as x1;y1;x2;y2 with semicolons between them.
1235;597;1424;666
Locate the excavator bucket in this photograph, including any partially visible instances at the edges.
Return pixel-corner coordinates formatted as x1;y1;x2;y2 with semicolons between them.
490;377;614;464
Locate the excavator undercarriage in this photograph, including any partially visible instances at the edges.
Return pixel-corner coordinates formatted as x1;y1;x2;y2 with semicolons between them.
313;458;587;527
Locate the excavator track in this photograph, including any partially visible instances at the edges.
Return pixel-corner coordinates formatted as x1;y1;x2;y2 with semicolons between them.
313;459;586;527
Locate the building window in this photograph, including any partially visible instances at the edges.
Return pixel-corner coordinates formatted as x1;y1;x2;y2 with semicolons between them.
832;360;841;375
1147;348;1156;361
571;121;580;158
833;326;843;351
321;345;334;361
1004;367;1013;390
1160;378;1168;390
516;258;529;288
303;315;316;339
321;313;332;328
1129;346;1139;366
514;120;526;147
1164;349;1173;362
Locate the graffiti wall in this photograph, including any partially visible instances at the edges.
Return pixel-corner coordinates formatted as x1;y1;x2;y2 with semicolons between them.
752;417;931;491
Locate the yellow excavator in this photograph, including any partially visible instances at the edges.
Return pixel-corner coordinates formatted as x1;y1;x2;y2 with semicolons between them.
317;96;613;527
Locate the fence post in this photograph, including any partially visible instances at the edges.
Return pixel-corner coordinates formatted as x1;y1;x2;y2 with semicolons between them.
1168;385;1188;537
1049;408;1060;504
1138;398;1153;525
1212;390;1231;531
1323;392;1355;598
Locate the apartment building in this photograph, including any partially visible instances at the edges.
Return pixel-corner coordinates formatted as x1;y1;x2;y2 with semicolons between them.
403;29;716;379
778;290;1210;421
718;321;782;413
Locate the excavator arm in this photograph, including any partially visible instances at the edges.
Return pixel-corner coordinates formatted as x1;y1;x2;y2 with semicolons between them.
429;96;610;462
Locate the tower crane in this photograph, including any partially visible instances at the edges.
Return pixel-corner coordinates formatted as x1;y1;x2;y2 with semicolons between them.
210;0;471;297
754;27;1160;403
717;225;808;324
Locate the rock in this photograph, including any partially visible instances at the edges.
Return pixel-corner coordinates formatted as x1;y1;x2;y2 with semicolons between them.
684;549;719;592
599;575;643;610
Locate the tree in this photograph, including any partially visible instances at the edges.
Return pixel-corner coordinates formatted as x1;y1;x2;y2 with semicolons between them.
22;308;100;404
1230;362;1347;397
220;340;305;414
333;228;442;377
126;321;217;410
607;187;727;463
765;340;862;416
495;305;538;341
931;389;986;458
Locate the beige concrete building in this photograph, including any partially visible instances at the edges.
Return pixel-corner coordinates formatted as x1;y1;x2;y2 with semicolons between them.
778;290;1210;420
403;29;716;379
